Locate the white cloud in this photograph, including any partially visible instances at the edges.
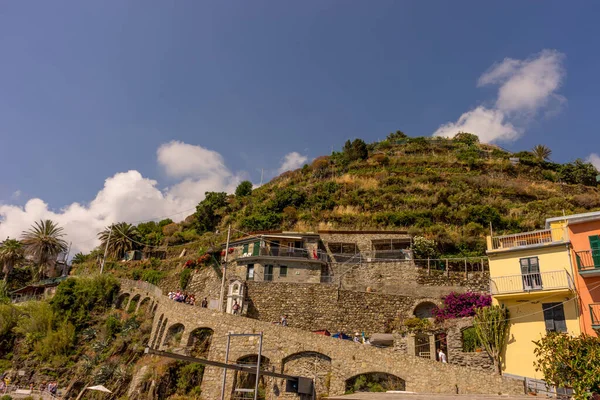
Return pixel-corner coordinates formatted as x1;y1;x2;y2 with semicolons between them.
434;49;566;142
278;152;308;174
587;153;600;171
0;142;245;257
432;106;519;143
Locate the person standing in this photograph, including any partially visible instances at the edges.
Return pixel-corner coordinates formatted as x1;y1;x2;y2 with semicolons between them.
232;300;240;315
201;297;208;308
280;315;288;326
438;348;447;363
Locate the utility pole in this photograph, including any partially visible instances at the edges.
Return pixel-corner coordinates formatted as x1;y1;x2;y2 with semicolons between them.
219;224;231;312
260;169;264;186
100;225;113;274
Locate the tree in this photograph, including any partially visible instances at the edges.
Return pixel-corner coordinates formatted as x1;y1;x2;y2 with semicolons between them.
235;180;253;197
98;222;140;259
343;139;368;162
21;220;68;280
194;192;228;234
474;305;510;375
453;132;480;146
386;130;408;142
534;333;600;399
71;252;89;265
0;238;24;281
411;236;438;259
559;159;598;186
531;144;552;162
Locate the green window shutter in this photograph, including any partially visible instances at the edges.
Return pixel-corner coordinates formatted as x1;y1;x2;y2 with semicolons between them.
589;235;600;267
243;243;249;254
542;303;555;332
520;258;530;274
252;241;260;256
529;257;540;274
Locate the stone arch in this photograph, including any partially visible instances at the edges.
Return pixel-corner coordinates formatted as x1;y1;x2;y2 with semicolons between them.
163;323;185;348
156;318;168;349
138;296;152;313
150;314;164;348
231;354;271;399
344;372;405;393
128;294;141;313
282;351;332;398
151;303;159;316
116;293;130;309
413;301;438;319
186;327;214;357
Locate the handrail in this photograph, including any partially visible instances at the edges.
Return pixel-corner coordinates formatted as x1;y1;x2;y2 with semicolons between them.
575;250;600;271
490;270;573;295
489;227;568;251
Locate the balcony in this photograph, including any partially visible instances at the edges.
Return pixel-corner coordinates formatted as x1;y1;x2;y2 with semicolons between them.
490;270;574;296
487;228;568;252
237;247;328;263
590;303;600;330
576;250;600;277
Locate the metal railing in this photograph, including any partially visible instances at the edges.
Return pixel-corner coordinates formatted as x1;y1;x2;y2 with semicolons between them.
237;246;329;262
490;270;573;295
576;250;600;271
329;249;413;263
590;303;600;328
489;227;568;251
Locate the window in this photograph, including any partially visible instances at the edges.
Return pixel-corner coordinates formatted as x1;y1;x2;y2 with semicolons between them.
461;327;482;352
265;265;273;281
542;303;567;333
246;264;254;281
589;235;600;267
243;243;249;254
520;257;542;290
252;241;261;256
280;265;287;277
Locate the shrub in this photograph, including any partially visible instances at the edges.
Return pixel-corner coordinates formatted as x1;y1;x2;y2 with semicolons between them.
240;213;282;231
371;153;390;166
176;363;205;394
180;268;192;290
193;192;228;234
402;317;432;333
453;132;480;145
559;159;598;186
387;130;408;142
235;181;253;197
33;321;76;361
343;139;368;162
162;223;180;236
141;270;165;285
434;292;492;320
412;236;438;259
105;314;122;338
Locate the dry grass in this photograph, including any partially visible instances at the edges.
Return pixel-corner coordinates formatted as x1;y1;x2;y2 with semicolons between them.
331;205;362;216
334;174;379;189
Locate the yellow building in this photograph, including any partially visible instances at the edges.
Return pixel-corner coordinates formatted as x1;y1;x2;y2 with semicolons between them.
486;226;580;379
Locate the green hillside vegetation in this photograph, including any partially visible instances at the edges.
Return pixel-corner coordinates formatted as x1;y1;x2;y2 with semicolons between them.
120;132;599;258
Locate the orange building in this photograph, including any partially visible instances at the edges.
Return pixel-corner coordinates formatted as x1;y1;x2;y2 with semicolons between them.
546;211;600;336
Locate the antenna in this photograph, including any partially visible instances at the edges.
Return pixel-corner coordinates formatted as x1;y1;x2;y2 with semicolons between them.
260;169;264;186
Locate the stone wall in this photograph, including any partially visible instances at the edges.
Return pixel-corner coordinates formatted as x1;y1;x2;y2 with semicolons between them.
245;281;440;334
319;231;411;254
120;281;525;399
417;269;490;293
445;318;494;371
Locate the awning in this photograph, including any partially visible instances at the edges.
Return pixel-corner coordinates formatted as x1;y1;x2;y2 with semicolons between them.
263;235;303;240
369;333;394;346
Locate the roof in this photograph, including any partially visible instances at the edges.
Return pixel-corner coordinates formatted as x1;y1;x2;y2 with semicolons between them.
545;211;600;228
11;276;68;294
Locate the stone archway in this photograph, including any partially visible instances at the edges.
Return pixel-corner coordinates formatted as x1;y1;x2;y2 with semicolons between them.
231;355;271;400
413;301;438;319
150;314;164;348
163;323;185;348
128;294;141;313
186;328;214;358
282;351;332;398
116;293;130;309
345;372;405;393
156;318;168;349
138;297;152;314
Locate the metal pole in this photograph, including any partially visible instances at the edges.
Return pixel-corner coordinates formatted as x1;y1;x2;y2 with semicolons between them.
254;332;263;400
100;225;113;274
219;224;231;312
220;333;231;400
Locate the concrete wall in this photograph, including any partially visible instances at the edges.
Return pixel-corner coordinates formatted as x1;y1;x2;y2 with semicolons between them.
120;280;525;399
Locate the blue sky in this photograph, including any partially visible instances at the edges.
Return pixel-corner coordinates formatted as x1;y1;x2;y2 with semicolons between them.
1;1;599;252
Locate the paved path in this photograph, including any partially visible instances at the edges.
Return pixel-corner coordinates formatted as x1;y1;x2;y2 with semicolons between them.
328;392;532;400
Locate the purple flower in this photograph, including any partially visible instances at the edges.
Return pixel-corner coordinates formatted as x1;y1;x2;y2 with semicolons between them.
434;292;491;320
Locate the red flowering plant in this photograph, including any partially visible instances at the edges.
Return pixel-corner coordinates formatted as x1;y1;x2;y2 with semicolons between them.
434;292;492;321
184;259;197;269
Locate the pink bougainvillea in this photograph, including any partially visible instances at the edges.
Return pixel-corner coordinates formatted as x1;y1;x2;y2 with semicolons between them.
434;292;491;320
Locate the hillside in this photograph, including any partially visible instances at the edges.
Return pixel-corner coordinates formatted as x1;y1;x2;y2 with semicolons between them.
148;132;600;258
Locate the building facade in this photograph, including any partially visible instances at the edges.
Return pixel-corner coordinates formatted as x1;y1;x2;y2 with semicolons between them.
486;225;579;379
546;211;600;336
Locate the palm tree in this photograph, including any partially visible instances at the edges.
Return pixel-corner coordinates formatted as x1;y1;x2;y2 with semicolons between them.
98;222;140;259
21;219;68;279
71;252;89;265
0;238;25;281
531;144;552;162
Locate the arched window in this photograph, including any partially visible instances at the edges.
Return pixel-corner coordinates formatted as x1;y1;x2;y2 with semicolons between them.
414;302;437;319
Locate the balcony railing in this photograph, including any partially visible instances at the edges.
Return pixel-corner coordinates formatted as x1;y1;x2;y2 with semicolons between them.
576;250;600;271
488;227;568;251
238;247;328;262
490;270;573;295
590;303;600;329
